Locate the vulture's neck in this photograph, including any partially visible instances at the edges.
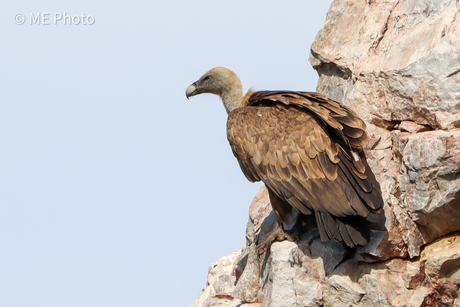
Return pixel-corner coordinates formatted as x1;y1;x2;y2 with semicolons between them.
220;78;244;114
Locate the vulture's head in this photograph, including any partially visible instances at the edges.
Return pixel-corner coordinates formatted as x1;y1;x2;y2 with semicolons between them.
186;67;244;114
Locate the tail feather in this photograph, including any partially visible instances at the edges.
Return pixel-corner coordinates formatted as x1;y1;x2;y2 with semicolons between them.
315;211;368;247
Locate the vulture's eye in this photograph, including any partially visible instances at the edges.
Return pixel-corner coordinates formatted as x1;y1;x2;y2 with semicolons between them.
203;76;212;83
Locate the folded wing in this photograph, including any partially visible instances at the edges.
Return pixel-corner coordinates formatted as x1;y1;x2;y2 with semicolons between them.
227;91;383;247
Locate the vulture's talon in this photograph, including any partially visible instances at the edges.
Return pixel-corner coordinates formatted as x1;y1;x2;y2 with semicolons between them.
256;223;298;255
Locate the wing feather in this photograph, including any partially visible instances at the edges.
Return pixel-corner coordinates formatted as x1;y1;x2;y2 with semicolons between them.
227;90;383;246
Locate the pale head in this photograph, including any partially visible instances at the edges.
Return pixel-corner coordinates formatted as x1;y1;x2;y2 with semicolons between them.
186;67;244;114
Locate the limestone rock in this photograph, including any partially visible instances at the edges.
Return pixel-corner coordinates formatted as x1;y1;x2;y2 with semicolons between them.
310;0;460;130
397;121;430;134
421;233;460;305
259;240;325;307
310;0;460;258
395;130;460;244
323;275;365;307
192;186;460;307
191;251;243;307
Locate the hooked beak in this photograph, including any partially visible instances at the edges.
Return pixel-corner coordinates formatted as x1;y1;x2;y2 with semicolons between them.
185;82;199;99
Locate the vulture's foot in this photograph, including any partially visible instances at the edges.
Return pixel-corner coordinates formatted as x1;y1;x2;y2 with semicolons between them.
256;223;297;255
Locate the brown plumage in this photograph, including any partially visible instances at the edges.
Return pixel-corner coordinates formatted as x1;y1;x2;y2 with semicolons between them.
186;67;383;248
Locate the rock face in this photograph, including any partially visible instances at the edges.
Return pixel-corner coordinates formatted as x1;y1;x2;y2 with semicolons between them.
311;0;460;260
191;1;460;306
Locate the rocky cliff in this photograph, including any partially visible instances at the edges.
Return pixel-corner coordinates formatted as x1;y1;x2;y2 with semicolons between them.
191;1;460;306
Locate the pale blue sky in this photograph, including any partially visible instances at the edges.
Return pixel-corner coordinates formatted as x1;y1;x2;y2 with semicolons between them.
1;1;333;306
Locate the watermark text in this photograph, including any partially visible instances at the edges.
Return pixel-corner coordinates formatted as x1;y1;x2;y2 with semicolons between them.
15;12;95;25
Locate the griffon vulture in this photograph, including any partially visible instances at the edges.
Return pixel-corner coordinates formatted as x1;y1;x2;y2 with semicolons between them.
186;67;383;249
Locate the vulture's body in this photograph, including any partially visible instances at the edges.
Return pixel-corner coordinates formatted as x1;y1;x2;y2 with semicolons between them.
186;67;383;248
